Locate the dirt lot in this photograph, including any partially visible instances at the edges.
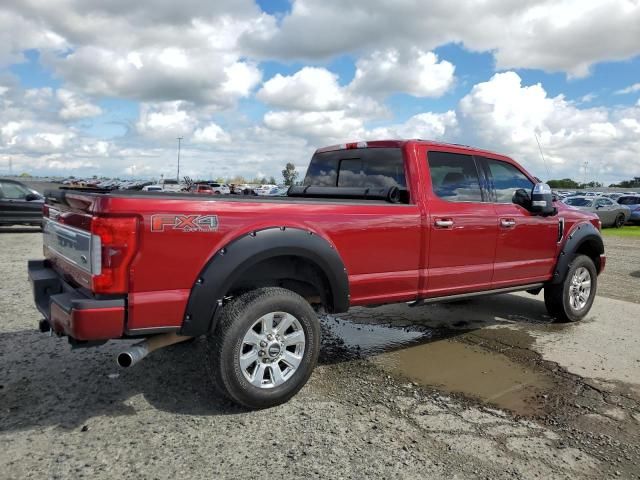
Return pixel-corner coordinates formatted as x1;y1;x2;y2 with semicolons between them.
1;229;639;479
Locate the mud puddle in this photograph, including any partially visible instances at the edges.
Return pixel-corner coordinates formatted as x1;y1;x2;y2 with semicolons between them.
323;316;429;354
375;339;553;415
325;317;554;416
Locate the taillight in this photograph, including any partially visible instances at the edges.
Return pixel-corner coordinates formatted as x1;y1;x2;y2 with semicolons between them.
90;216;138;293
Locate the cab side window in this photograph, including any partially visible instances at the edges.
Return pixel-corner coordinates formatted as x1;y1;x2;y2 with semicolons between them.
484;158;533;203
0;181;30;200
427;151;483;202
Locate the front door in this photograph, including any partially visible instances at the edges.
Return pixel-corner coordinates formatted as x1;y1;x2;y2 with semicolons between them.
479;157;559;287
424;150;498;297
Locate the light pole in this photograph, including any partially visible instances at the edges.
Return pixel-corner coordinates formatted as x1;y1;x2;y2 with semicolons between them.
176;137;183;182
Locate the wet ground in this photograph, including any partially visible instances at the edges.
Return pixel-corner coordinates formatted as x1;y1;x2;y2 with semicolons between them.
1;229;639;479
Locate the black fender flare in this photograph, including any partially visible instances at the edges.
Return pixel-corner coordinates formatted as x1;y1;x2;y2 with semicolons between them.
180;227;350;336
550;222;604;284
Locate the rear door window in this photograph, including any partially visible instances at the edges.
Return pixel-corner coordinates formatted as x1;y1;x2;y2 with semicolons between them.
427;151;483;202
304;148;406;189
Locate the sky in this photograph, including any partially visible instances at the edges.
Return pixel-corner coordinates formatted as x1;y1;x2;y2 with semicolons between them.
0;0;639;185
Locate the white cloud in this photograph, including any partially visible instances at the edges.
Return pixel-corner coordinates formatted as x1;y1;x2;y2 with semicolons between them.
241;0;640;77
57;89;102;120
136;101;199;139
258;67;346;111
0;2;264;108
615;83;640;95
264;110;365;145
457;72;640;183
350;49;455;97
366;111;458;140
193;123;231;144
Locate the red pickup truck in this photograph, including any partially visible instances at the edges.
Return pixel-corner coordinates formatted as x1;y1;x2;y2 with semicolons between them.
28;140;605;408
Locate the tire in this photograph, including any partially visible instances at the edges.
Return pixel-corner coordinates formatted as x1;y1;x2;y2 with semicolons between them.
544;254;597;323
206;287;320;409
614;214;625;228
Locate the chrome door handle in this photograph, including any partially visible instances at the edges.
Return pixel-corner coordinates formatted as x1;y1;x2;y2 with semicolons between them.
500;218;516;228
435;219;454;228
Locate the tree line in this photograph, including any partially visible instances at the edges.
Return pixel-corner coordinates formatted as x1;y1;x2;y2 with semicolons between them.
547;177;640;189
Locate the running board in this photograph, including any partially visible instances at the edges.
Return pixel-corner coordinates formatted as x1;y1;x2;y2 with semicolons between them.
407;283;545;308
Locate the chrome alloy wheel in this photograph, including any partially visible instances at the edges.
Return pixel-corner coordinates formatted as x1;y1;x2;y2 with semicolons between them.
239;312;306;388
569;266;591;311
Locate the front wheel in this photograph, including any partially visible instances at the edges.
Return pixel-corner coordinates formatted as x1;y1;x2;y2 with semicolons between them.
614;214;625;228
206;287;320;409
544;254;597;322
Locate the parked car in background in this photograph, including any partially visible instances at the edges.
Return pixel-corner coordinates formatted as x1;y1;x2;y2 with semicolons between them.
563;196;630;228
0;178;44;227
208;183;230;194
190;184;214;195
142;179;184;193
255;184;278;195
617;195;640;225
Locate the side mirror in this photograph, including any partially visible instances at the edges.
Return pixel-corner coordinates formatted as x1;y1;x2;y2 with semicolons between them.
512;188;531;209
530;183;556;216
25;192;41;201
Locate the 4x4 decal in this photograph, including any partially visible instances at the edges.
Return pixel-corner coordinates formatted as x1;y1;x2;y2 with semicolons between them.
150;214;218;232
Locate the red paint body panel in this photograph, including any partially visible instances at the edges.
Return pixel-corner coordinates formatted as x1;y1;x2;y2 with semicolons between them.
127;289;190;330
50;302;124;341
37;140;604;340
491;203;558;287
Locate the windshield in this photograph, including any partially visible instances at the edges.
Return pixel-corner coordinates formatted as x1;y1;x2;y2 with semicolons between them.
618;196;640;205
163;179;178;185
565;198;593;207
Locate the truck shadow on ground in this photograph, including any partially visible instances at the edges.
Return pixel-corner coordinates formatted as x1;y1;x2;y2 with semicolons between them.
0;293;560;432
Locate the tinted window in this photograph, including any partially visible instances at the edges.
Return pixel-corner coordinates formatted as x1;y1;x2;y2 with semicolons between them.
427;151;482;202
595;198;613;207
565;198;593;207
304;148;406;189
0;181;30;199
484;158;533;203
618;196;640;205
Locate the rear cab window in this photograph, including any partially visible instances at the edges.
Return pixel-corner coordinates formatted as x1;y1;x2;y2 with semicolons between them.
304;148;407;190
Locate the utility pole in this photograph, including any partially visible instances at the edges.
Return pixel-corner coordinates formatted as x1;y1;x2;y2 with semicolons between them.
583;161;588;186
9;157;12;176
176;137;183;182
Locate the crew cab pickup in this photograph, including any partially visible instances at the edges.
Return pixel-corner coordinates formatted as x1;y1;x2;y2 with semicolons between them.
28;140;605;408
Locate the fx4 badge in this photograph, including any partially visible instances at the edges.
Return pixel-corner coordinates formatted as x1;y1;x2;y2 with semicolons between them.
151;214;219;232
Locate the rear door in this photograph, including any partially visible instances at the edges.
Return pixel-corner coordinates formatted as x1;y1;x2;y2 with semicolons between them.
423;150;497;296
479;157;558;287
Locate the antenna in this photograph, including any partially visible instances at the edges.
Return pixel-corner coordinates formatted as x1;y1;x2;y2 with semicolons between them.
534;133;550;180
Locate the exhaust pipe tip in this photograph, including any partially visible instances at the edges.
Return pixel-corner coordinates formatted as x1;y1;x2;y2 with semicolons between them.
116;344;149;368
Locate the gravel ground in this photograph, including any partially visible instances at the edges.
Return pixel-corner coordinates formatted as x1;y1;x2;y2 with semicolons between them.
1;229;639;479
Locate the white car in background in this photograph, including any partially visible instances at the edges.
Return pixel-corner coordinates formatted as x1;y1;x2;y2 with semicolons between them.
142;179;184;193
208;183;230;194
255;184;278;195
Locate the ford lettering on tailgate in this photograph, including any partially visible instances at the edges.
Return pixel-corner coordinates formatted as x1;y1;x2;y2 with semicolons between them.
43;218;94;272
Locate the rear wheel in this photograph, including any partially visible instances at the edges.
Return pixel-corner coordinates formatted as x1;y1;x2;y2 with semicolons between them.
206;287;320;409
544;254;597;322
614;214;625;228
